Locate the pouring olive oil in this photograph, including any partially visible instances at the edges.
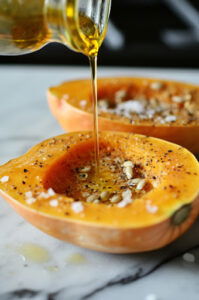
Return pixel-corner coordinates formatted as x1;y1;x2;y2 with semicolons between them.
0;0;111;170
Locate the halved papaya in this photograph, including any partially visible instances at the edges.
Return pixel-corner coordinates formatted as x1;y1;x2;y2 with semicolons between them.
47;77;199;153
0;131;199;253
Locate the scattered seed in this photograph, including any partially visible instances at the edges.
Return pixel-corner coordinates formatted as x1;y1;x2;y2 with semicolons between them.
78;173;88;180
123;166;133;180
172;96;184;103
82;192;90;198
136;179;146;190
128;178;141;186
184;94;192;101
0;175;9;183
118;189;133;207
98;99;109;109
150;81;163;90
115;89;126;103
110;194;121;203
86;195;98;203
100;191;110;202
78;166;91;173
93;199;100;204
122;160;134;168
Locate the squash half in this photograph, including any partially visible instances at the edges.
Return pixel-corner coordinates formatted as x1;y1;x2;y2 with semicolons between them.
0;132;199;253
47;77;199;153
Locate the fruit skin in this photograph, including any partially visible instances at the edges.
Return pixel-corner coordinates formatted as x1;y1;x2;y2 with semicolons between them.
47;77;199;153
0;132;199;253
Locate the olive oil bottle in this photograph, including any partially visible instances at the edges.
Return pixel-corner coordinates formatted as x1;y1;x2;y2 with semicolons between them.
0;0;111;169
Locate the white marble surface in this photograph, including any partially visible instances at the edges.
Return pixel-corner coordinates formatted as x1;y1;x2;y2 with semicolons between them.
0;65;199;300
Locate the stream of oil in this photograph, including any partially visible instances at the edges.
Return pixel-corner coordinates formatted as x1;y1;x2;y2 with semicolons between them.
0;0;109;172
89;55;100;171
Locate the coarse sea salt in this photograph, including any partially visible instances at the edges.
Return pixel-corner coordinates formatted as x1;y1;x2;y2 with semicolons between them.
49;199;59;207
146;203;158;214
71;202;84;213
25;191;33;198
79;99;87;107
164;115;177;123
0;176;9;183
47;188;56;197
145;293;158;300
26;197;36;205
150;81;163;90
117;100;145;114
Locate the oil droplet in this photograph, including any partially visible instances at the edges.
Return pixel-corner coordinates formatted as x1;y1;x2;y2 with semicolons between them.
18;243;50;263
45;265;59;272
67;253;87;264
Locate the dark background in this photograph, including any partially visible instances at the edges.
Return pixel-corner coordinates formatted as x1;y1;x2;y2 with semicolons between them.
1;0;199;68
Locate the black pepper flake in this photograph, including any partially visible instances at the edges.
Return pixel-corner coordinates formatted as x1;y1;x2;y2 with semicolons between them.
168;150;173;153
22;181;26;184
23;169;28;173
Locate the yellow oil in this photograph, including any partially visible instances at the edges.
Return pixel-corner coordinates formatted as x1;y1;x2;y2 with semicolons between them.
0;0;106;169
18;243;50;263
67;253;87;264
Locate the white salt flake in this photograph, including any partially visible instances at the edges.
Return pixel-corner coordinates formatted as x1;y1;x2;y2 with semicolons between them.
146;203;158;214
38;192;50;199
150;81;163;90
63;94;69;100
79;99;87;107
26;197;36;205
0;176;9;183
49;199;59;207
183;253;195;263
172;96;184;103
25;191;33;198
71;202;84;213
145;293;158;300
164;115;177;123
117;100;145;114
47;188;56;196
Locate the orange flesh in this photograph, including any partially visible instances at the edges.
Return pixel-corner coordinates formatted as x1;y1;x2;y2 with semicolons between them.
43;140;151;203
50;78;199;126
0;132;199;228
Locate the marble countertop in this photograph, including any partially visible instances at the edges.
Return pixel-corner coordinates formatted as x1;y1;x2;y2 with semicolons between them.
0;65;199;300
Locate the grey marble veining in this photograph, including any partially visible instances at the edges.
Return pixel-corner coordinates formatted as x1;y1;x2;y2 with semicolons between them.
0;66;199;300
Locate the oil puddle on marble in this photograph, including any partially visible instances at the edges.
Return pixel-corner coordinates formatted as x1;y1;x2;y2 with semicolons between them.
67;253;87;264
17;242;51;264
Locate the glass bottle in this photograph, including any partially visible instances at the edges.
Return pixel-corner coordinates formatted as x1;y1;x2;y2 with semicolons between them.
0;0;111;56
